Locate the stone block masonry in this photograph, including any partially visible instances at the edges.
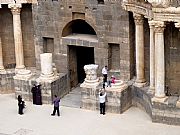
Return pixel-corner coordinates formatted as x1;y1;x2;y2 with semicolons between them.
0;69;15;94
14;71;69;104
81;83;131;114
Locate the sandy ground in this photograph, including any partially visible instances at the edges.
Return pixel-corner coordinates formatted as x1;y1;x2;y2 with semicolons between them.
0;94;180;135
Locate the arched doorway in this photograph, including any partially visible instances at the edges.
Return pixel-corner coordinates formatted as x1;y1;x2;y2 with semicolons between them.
62;19;97;89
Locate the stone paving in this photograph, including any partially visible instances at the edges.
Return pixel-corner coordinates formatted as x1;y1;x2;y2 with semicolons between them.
0;93;180;135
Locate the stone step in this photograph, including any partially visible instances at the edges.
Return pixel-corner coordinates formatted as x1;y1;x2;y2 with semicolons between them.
61;87;81;108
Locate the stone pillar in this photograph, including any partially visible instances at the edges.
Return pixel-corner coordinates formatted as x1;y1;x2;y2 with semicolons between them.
9;4;25;70
134;14;146;87
40;53;54;78
0;37;5;71
154;21;165;98
149;21;155;91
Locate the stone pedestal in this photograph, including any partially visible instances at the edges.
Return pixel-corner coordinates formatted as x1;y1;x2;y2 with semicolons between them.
80;64;130;113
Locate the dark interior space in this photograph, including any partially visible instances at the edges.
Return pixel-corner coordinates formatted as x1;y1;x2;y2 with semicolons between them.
68;45;95;88
165;22;180;96
129;12;136;79
76;46;94;83
62;19;96;37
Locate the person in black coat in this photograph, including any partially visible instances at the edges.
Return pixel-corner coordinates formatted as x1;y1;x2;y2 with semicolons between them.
18;95;24;115
31;84;37;104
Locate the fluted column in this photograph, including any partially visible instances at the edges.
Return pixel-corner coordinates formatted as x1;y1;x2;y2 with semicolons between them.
134;14;146;87
154;21;165;98
9;4;25;70
148;21;155;91
0;37;5;71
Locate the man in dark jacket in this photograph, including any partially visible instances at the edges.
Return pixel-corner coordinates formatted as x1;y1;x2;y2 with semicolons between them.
51;95;60;116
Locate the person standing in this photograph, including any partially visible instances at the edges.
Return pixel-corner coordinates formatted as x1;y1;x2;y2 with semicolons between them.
102;65;108;85
31;84;37;104
99;89;107;115
18;95;24;115
51;95;60;116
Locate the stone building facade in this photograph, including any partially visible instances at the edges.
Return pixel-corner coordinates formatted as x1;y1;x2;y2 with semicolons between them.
1;0;180;125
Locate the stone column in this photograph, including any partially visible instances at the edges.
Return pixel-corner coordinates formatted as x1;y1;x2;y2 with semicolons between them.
40;53;54;78
148;21;155;91
9;4;25;70
154;21;165;98
0;37;5;71
134;14;146;87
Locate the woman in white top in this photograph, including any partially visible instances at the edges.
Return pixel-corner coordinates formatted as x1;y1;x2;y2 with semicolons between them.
99;89;107;115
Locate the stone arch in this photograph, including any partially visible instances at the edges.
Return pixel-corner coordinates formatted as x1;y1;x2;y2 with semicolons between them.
62;19;97;37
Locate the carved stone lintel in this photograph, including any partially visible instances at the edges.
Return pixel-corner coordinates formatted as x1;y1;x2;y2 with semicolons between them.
8;4;22;15
147;0;170;8
133;14;144;25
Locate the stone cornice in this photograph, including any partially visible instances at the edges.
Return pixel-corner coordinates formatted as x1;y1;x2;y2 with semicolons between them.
123;2;180;23
122;3;153;19
0;0;37;4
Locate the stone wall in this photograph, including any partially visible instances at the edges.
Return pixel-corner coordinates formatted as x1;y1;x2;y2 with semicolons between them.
144;18;150;83
131;86;152;118
152;97;180;125
128;12;136;80
0;4;35;69
0;5;15;69
165;23;180;96
21;4;36;67
31;0;131;80
81;84;132;114
14;72;69;104
0;69;15;93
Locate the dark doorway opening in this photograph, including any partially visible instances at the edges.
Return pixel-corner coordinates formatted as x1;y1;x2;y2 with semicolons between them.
68;45;94;88
77;46;94;83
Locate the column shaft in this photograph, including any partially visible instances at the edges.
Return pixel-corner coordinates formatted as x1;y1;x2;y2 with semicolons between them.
0;37;5;70
154;23;165;98
149;21;155;90
134;14;146;87
10;4;25;69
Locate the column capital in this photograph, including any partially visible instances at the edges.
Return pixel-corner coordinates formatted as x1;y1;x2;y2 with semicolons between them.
154;21;165;33
175;22;180;31
148;20;156;28
133;13;144;25
8;4;22;15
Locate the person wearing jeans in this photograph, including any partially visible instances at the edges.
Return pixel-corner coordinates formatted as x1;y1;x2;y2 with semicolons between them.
51;95;60;116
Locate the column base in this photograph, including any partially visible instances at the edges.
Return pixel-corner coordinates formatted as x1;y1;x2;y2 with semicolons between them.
152;96;168;103
15;65;26;73
0;68;6;74
14;69;32;80
134;81;146;88
155;93;166;98
147;86;155;94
